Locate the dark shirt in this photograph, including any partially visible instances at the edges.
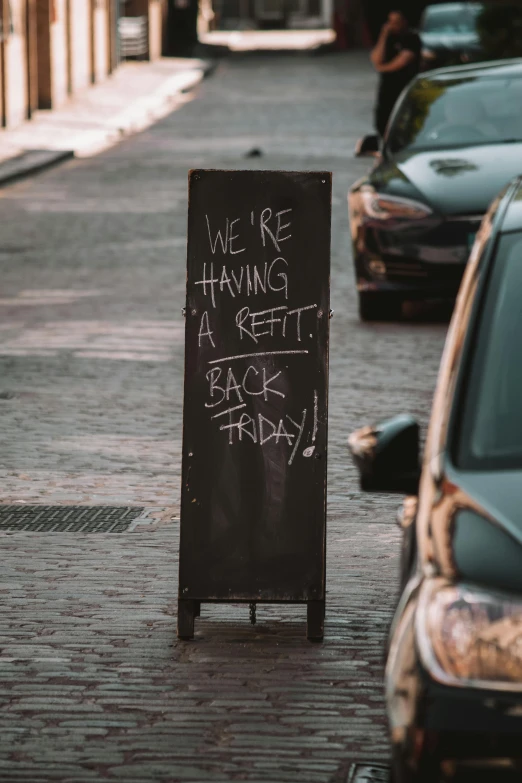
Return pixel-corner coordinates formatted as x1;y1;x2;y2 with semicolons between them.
381;29;422;96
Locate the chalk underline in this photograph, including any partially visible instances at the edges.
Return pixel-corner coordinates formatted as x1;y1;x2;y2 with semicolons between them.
208;350;309;365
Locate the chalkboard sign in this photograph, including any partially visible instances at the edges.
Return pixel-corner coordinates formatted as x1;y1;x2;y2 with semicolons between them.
178;170;331;640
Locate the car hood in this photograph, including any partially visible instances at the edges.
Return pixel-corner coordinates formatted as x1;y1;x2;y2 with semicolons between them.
393;143;522;215
421;31;480;51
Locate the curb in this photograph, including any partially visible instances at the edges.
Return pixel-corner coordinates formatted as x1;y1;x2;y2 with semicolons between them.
0;149;74;188
0;59;215;187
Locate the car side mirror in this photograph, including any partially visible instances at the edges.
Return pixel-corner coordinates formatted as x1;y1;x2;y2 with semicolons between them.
354;134;381;158
348;414;421;495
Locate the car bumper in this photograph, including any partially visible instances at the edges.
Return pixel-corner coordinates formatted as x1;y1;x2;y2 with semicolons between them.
357;275;464;299
387;583;522;768
421;675;522;757
352;214;483;299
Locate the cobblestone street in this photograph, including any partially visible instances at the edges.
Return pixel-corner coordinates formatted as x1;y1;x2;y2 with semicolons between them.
0;51;448;782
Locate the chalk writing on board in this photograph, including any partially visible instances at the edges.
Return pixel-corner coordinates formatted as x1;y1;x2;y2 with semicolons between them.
194;259;289;306
208;350;308;364
196;204;322;466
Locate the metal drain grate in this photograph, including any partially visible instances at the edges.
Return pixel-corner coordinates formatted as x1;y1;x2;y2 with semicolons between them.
347;764;391;783
0;506;146;533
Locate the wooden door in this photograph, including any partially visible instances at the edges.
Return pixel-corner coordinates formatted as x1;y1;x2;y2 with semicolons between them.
35;0;52;108
107;0;119;74
89;0;95;82
65;0;72;94
25;0;38;117
0;0;6;126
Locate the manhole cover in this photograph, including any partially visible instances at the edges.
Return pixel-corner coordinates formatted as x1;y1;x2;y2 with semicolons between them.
347;764;391;783
0;506;146;533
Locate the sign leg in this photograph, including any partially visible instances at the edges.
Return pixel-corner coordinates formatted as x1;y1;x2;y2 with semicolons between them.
194;601;201;617
307;600;325;642
178;599;196;640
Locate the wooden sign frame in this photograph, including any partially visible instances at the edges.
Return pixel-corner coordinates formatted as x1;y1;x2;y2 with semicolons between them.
178;170;331;640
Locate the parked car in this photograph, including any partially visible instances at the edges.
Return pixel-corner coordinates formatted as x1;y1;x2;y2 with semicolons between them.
349;58;522;321
420;3;484;70
348;176;522;781
475;3;522;62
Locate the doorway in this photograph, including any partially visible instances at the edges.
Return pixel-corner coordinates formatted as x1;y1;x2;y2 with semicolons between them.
25;0;38;117
35;0;52;108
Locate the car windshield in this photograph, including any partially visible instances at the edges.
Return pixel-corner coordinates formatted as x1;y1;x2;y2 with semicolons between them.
457;228;522;470
387;75;522;153
422;5;482;34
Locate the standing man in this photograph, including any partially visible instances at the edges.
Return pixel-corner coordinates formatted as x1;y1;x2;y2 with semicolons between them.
371;10;421;138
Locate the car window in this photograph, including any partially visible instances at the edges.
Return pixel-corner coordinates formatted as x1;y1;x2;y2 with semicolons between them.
457;229;522;470
387;76;522;154
427;188;504;473
422;5;481;34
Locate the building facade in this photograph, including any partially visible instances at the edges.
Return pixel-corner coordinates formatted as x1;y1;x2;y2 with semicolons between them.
0;0;164;130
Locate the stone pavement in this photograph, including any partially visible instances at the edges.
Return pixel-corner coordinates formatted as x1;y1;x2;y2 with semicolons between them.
0;51;448;781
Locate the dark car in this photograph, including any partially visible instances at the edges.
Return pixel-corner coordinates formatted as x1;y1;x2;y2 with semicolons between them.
420;2;484;70
349;58;522;321
348;177;522;781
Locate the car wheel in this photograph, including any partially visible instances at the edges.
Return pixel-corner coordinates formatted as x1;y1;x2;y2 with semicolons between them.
391;746;441;783
358;292;402;322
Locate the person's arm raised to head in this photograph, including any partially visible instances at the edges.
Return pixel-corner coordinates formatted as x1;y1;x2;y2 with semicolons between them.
370;22;390;68
376;49;414;73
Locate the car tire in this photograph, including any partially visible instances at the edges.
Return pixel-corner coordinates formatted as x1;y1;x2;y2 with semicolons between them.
358;292;402;322
391;746;441;783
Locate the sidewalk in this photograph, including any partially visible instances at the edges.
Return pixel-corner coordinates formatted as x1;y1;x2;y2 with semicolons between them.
0;57;212;182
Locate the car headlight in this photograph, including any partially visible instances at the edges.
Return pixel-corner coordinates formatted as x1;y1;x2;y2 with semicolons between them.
360;187;433;222
417;578;522;691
